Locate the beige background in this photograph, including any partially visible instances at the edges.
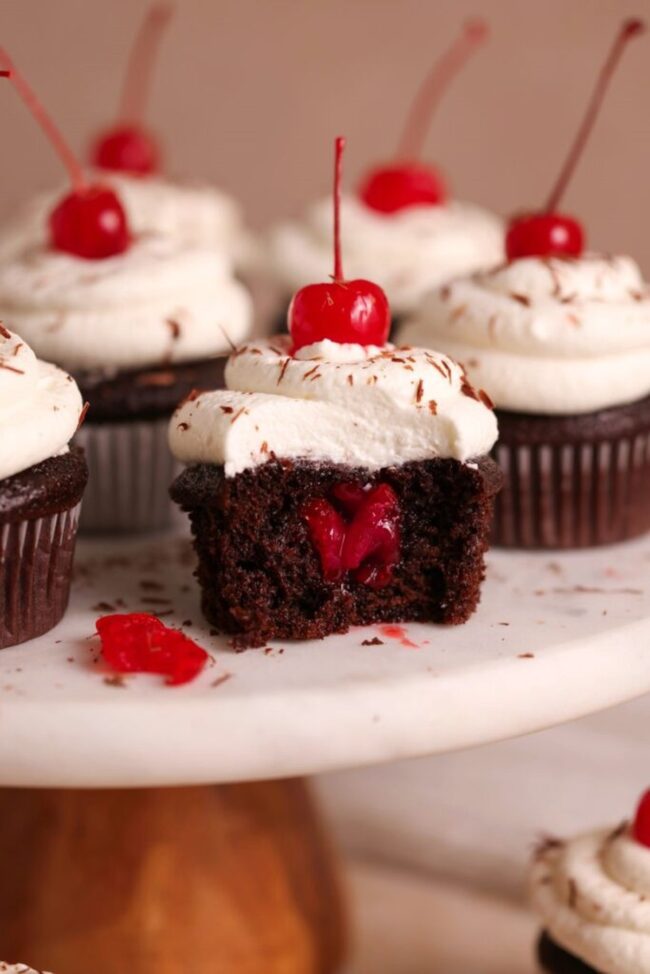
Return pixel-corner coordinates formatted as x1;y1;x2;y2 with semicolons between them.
1;0;649;266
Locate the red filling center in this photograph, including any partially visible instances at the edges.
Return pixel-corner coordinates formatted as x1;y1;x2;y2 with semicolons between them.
96;613;208;686
302;482;401;589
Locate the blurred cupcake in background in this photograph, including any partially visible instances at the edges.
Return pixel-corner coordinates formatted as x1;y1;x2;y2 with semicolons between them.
0;50;252;535
265;20;504;329
0;326;87;649
0;4;253;270
401;19;650;549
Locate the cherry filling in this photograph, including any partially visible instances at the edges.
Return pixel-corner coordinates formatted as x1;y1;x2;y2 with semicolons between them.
302;482;401;589
96;613;208;686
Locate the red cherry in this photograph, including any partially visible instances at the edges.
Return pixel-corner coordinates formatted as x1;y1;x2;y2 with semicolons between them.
96;613;209;686
49;185;130;260
301;498;346;581
341;484;401;589
360;20;487;214
302;482;401;590
507;19;644;261
289;279;390;350
92;4;173;177
289;136;391;350
0;48;131;260
633;789;650;848
91;124;159;176
359;163;447;214
506;213;584;260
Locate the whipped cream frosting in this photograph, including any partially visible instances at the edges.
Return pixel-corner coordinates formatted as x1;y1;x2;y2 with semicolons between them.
0;326;84;481
401;254;650;415
530;825;650;974
0;965;51;973
0;173;250;266
267;195;504;316
169;335;498;475
0;234;252;372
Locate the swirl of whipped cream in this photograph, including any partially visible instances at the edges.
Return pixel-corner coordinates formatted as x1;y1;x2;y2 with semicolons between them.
267;195;504;316
530;826;650;974
0;235;252;372
169;335;498;475
401;254;650;414
0;326;83;481
0;173;251;267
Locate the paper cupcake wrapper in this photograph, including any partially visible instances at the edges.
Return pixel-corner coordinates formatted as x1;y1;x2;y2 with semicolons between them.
75;418;181;535
492;429;650;549
0;502;81;649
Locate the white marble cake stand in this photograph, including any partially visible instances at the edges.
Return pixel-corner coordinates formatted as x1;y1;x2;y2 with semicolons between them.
1;532;649;974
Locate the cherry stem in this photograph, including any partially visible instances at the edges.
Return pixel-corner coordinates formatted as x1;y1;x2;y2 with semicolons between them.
333;136;345;282
119;2;174;124
0;48;86;192
396;18;488;160
545;18;645;213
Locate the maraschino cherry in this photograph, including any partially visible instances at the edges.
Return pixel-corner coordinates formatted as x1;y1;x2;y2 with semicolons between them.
359;19;488;214
0;49;130;260
90;3;173;176
506;19;645;261
289;136;390;351
632;789;650;848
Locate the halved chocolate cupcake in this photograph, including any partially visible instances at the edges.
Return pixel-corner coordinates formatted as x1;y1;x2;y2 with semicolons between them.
0;326;87;649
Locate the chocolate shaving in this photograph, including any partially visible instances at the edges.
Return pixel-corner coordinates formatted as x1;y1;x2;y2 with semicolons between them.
166;318;182;340
415;379;424;404
0;362;24;374
277;357;291;385
605;820;629;843
0;323;10;339
510;292;531;306
461;379;479;401
220;405;234;414
428;400;437;415
77;401;90;431
361;637;384;646
478;389;495;410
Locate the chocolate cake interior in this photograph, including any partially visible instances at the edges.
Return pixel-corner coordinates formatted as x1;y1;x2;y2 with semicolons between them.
171;456;502;648
538;932;601;974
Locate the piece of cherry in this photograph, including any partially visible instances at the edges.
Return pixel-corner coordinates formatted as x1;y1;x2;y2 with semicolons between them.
506;19;644;261
96;613;208;686
0;48;131;259
633;789;650;848
359;19;488;214
90;3;173;176
289;136;390;350
302;482;401;590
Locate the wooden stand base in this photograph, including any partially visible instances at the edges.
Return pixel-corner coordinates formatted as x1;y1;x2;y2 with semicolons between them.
0;779;346;974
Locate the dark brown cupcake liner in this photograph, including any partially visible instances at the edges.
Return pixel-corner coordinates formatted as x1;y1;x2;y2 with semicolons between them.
75;418;181;535
0;502;82;649
492;402;650;549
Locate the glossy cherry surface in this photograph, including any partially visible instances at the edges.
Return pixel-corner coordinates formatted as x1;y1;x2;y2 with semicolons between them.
289;279;390;350
289;136;391;350
50;185;131;259
360;19;487;214
633;789;650;848
91;123;159;176
359;162;447;214
96;613;208;686
506;213;584;260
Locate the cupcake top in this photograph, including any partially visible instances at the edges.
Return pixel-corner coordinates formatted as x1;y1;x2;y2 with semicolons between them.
169;334;498;476
267;195;504;317
400;254;650;414
0;173;250;268
0;234;252;373
530;823;650;974
0;325;83;481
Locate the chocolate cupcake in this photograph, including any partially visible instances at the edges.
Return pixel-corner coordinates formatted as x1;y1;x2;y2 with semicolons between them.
530;790;650;974
401;254;650;548
0;235;251;534
0;326;87;649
